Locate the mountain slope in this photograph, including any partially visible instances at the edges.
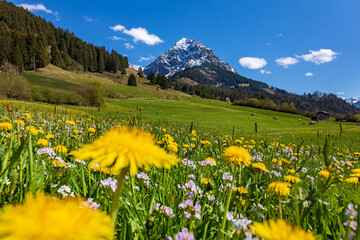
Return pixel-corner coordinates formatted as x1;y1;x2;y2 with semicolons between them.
0;1;128;72
346;97;360;109
144;38;237;77
144;38;274;93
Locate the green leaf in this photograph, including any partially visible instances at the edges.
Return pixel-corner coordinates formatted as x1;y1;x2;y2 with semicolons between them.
29;158;45;194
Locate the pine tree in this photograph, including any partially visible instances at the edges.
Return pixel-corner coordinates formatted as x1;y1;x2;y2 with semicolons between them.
159;75;172;89
137;67;144;78
147;72;156;85
127;74;137;86
97;47;105;73
156;73;162;85
36;33;50;68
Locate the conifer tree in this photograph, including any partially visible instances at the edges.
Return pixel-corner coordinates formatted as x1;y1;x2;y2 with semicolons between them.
128;74;137;86
147;72;156;85
137;67;144;78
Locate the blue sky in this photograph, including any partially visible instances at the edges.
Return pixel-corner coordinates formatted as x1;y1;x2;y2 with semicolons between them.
9;0;360;98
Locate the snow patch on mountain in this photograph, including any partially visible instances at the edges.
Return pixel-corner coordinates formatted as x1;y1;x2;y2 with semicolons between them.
346;97;360;108
144;38;237;77
128;63;143;71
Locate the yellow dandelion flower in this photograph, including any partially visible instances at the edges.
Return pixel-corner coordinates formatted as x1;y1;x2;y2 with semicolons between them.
26;126;38;136
52;159;66;167
36;139;48;147
15;119;25;126
0;122;13;131
88;127;96;133
252;162;267;172
234;186;248;194
45;134;55;139
202;178;212;184
200;140;211;146
281;159;290;164
345;177;359;184
69;151;77;156
75;126;179;176
54;145;68;154
352;169;360;174
205;157;217;165
183;144;190;148
354;152;360;156
252;219;315;240
0;192;113;240
222;146;251;166
272;158;282;166
191;137;196;142
25;113;31;119
73;129;80;135
267;181;291;196
284;175;301;183
351;173;360;178
288;169;296;174
191;143;196;148
162;134;174;143
191;130;196;136
2;116;9;121
66;120;76;126
318;169;330;179
167;142;178;152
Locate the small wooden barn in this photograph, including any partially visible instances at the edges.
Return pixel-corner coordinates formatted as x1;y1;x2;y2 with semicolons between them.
316;111;329;121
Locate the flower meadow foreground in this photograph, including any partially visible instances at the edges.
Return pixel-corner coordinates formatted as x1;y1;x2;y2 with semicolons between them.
0;103;359;239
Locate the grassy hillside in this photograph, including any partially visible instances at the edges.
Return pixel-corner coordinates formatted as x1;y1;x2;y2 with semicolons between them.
6;65;358;138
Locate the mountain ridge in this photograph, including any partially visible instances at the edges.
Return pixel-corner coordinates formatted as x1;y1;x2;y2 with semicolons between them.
144;38;237;77
346;97;360;109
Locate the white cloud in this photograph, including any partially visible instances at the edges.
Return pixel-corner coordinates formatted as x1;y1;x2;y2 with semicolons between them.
124;43;135;49
123;27;163;45
109;25;163;45
275;57;299;68
139;56;155;62
297;49;339;64
110;36;124;41
238;57;267;69
277;33;283;37
260;69;271;75
84;16;97;23
19;3;52;13
18;3;59;20
304;72;313;77
110;25;126;32
337;92;345;95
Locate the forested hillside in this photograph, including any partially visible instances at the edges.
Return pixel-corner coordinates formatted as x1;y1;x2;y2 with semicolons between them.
0;1;128;72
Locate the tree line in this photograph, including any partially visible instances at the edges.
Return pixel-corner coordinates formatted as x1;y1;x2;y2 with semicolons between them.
0;1;128;72
172;81;360;116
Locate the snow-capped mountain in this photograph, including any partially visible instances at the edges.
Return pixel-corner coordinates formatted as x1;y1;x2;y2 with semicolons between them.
128;63;143;71
346;97;360;108
143;38;237;77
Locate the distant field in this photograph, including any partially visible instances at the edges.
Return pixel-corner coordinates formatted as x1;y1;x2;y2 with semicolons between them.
9;65;360;142
104;98;360;136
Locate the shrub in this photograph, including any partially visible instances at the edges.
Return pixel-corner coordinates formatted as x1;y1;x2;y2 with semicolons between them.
76;81;105;107
0;62;32;100
128;74;137;86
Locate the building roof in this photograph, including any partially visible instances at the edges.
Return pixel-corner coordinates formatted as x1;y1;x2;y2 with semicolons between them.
316;111;329;115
